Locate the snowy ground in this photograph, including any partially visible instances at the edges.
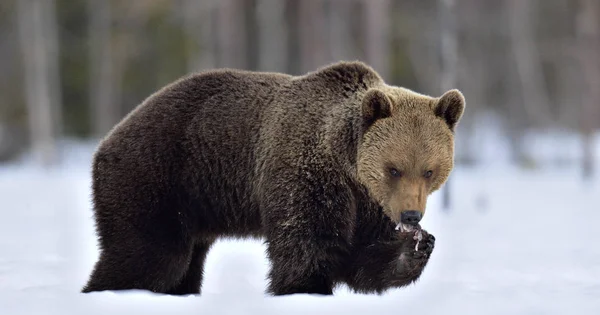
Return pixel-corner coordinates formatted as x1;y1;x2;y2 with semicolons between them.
1;138;599;315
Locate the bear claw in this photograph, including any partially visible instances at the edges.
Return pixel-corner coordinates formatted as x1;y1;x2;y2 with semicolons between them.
402;230;435;257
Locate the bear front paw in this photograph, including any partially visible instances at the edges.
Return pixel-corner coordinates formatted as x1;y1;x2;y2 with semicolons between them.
392;230;435;282
413;230;435;257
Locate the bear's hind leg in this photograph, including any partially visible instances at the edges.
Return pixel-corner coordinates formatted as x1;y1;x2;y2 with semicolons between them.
165;240;214;295
82;226;194;294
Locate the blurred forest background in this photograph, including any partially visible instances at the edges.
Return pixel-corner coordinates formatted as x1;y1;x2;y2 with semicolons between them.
0;0;599;180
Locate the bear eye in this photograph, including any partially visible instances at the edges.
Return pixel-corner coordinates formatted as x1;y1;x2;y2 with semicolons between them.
389;168;402;178
424;170;433;178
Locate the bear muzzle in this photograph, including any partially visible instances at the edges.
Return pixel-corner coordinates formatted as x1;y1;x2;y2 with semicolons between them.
388;182;427;232
395;210;423;232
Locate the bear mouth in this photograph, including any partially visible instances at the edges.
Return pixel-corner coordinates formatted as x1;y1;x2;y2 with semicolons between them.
395;222;421;233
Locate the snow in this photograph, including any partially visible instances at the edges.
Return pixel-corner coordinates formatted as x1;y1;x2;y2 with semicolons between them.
1;138;599;314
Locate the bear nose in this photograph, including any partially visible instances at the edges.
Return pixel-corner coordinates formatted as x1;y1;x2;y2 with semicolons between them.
400;210;422;225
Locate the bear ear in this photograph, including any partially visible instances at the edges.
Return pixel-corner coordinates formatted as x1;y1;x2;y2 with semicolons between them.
362;89;392;129
434;89;465;131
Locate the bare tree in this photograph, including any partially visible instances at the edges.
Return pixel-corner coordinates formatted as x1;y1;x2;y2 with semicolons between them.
88;0;120;138
243;0;260;71
181;0;217;72
363;0;391;80
216;0;247;69
508;0;552;128
405;2;442;95
17;0;61;166
257;0;288;72
438;0;458;210
298;0;328;73
46;0;62;138
284;0;301;75
329;0;357;62
576;0;599;180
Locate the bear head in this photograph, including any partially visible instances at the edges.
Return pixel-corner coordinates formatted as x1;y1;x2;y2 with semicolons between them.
357;86;465;231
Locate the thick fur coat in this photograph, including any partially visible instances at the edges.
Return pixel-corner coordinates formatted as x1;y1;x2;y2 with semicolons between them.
82;61;464;295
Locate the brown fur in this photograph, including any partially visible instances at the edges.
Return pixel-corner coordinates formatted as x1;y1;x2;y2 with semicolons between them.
81;61;464;296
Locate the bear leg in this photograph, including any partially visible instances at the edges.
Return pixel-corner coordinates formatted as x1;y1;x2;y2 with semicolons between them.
259;165;353;296
165;240;214;295
343;230;435;294
266;238;336;296
264;215;349;296
82;228;194;294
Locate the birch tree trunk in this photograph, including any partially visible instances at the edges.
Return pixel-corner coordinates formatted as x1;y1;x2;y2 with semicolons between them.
17;0;60;166
182;0;217;72
329;0;355;62
216;0;246;69
257;0;288;72
438;0;458;210
363;0;391;81
285;0;301;74
576;0;599;180
508;0;552;128
45;0;62;138
88;0;119;138
298;0;328;73
244;0;260;71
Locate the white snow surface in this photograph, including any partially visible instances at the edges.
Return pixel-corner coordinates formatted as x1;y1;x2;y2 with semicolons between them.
1;139;599;314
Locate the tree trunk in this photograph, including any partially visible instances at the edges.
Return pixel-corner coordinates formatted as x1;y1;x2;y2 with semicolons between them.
285;0;301;75
244;0;260;71
182;0;217;72
216;0;246;69
576;0;599;181
257;0;288;72
298;0;328;73
88;0;119;138
438;0;458;210
508;0;552;128
17;0;60;166
45;0;62;138
363;0;391;80
329;0;356;62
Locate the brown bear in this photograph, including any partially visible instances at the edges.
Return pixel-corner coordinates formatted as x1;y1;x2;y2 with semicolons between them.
81;61;465;296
